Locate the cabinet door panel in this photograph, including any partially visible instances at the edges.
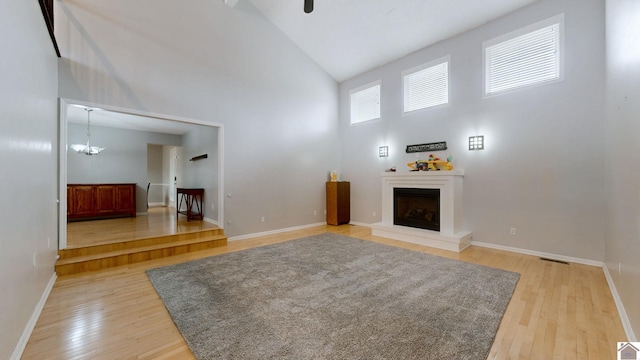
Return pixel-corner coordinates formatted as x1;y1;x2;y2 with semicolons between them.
72;186;94;216
115;185;136;213
95;186;116;214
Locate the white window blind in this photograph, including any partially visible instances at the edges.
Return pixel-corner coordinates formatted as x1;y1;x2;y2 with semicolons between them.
403;58;449;113
350;82;381;124
485;15;563;95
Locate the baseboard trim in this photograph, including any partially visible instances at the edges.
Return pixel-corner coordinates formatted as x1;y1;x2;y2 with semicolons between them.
602;264;637;342
11;272;57;360
203;217;219;226
147;202;166;207
358;222;603;267
228;222;326;242
470;241;603;267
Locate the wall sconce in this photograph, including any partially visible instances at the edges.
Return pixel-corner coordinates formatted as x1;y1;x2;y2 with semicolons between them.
379;146;389;157
468;136;484;151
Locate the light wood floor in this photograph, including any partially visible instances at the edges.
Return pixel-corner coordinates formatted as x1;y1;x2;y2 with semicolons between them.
24;224;626;359
66;207;219;248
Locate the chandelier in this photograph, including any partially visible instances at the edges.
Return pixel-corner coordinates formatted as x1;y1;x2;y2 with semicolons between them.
70;108;106;155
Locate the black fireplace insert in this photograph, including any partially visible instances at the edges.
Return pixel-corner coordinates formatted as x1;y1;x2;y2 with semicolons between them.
393;188;440;231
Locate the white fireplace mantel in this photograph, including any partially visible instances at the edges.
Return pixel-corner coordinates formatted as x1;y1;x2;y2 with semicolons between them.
371;170;472;252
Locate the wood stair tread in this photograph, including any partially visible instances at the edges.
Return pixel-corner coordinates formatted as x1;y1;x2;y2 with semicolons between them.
56;234;227;266
58;228;224;259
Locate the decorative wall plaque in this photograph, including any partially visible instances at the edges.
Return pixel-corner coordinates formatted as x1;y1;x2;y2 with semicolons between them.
405;141;447;153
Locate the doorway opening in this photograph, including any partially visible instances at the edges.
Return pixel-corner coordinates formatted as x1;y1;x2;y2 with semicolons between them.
58;98;224;249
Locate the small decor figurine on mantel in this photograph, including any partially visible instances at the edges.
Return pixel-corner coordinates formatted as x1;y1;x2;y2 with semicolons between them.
407;154;454;171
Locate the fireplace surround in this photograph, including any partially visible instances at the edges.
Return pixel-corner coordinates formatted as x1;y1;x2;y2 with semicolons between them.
371;170;472;252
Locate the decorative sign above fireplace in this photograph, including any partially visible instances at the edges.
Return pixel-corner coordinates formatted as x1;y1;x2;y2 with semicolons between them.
405;141;447;153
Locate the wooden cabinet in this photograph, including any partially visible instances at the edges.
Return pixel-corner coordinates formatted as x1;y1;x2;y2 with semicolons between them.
70;185;95;217
326;181;350;225
114;185;136;214
68;184;136;221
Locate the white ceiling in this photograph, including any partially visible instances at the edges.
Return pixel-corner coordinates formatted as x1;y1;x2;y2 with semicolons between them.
248;0;537;82
68;0;536;132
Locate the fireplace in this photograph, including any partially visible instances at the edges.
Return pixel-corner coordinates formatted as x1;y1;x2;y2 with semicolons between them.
394;188;440;231
371;170;472;252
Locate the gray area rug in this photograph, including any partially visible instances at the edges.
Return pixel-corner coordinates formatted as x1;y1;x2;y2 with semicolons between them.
147;233;520;359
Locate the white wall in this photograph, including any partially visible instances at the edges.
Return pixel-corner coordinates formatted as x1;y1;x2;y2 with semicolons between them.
67;124;182;213
147;144;164;205
604;0;640;340
182;126;219;221
0;2;59;359
55;0;339;236
339;0;606;261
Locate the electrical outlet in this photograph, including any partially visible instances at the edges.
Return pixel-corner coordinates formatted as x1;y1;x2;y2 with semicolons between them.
261;216;265;223
314;210;317;216
32;252;37;268
212;204;215;210
510;228;517;235
372;211;376;217
324;209;327;215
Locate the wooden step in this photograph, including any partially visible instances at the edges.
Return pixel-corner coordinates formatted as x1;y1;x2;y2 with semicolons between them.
59;228;224;259
56;233;227;276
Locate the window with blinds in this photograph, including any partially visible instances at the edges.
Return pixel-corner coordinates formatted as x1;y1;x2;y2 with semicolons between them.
350;81;381;124
484;14;563;96
403;56;449;113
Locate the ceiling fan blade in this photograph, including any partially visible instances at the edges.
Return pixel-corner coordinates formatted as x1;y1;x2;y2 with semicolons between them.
304;0;313;13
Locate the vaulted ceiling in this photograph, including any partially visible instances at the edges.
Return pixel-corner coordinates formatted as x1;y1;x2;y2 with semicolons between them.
248;0;536;82
68;0;537;131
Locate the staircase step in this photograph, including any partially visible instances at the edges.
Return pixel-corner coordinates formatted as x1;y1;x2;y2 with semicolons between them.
55;233;227;276
59;228;224;259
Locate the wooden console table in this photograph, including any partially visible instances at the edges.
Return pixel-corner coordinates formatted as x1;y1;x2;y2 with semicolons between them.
177;188;204;221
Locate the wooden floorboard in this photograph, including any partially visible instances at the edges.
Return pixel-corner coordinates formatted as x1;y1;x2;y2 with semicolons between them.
23;224;627;359
66;207;219;248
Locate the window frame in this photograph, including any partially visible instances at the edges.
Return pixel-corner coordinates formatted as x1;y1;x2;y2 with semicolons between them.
349;80;382;125
402;55;450;115
483;13;564;97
